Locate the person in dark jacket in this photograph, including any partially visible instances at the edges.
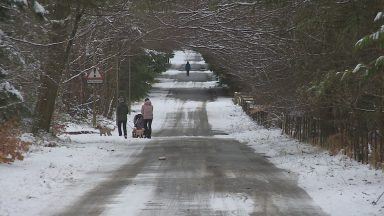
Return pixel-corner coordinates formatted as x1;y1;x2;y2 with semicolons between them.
185;61;191;76
116;97;128;139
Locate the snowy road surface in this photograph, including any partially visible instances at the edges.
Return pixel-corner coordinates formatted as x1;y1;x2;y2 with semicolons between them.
1;51;382;216
55;53;327;215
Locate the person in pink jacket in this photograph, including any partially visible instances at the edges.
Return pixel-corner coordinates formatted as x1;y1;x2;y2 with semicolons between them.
141;98;153;138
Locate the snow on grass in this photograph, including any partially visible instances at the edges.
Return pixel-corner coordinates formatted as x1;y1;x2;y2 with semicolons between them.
0;136;146;216
207;98;261;133
207;98;384;216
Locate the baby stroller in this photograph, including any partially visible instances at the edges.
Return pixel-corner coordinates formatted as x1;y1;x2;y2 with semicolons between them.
132;113;145;138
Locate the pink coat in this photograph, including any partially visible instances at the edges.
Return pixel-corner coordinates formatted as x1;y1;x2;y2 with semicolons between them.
141;101;153;119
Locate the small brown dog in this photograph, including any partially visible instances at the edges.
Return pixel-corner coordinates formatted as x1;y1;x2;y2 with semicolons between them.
133;128;145;138
96;124;114;136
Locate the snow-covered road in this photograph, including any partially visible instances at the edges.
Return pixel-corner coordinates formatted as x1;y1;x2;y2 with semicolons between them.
1;50;383;216
54;52;326;216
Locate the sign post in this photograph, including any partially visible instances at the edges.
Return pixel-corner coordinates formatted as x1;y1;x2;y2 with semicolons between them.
85;67;103;127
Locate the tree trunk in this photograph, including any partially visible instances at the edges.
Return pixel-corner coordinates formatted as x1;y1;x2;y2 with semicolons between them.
32;2;82;133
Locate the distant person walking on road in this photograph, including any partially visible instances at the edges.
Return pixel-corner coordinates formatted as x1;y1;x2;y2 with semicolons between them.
185;61;191;76
116;97;128;139
141;98;154;138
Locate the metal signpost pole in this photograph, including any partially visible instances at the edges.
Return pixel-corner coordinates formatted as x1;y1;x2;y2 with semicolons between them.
86;67;103;128
116;54;119;103
128;48;131;114
92;84;96;128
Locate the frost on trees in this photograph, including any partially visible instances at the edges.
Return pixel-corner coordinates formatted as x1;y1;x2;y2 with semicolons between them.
0;81;24;121
0;27;24;121
33;1;48;15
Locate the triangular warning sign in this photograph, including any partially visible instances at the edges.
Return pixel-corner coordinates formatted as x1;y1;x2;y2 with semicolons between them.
86;67;103;84
87;67;102;79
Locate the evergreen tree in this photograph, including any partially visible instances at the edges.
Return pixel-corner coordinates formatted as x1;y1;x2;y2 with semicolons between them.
0;0;27;122
119;50;171;102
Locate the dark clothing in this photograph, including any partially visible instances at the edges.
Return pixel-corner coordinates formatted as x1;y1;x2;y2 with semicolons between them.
134;114;144;129
117;120;127;137
185;62;191;71
116;102;128;137
143;119;152;138
185;62;191;76
116;102;128;121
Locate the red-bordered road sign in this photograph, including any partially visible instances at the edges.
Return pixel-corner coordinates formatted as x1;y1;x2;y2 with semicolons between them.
86;67;103;84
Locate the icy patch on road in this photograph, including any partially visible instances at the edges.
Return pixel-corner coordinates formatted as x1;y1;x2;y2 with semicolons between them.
162;69;183;75
153;80;218;89
210;193;255;214
158;100;204;130
163;69;213;76
102;185;155;216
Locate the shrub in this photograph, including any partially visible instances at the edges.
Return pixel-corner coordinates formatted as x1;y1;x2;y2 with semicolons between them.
0;118;30;163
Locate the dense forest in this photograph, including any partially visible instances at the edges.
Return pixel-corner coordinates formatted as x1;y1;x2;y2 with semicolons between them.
1;0;383;165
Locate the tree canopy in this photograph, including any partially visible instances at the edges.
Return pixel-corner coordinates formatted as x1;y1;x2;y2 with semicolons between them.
0;0;383;134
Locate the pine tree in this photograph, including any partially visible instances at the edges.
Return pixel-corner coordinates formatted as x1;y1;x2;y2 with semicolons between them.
353;10;384;78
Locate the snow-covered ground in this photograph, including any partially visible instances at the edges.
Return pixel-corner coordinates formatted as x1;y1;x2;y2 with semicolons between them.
0;50;383;216
207;98;384;216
